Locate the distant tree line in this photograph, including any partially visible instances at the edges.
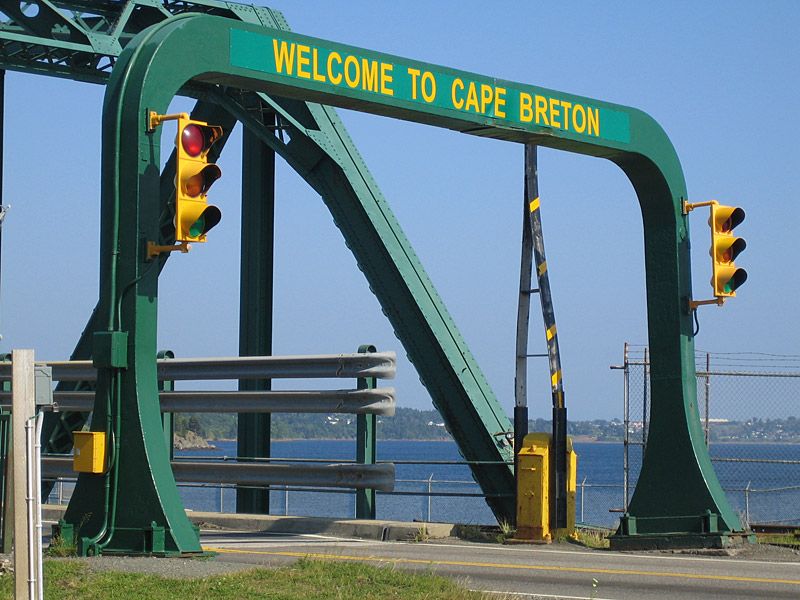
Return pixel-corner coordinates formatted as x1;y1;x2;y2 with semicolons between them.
174;410;800;443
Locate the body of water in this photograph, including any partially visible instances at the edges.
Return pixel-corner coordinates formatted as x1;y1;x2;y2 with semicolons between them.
173;440;800;527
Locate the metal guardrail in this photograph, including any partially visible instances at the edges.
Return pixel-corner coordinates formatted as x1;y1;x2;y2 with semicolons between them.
42;457;394;492
0;352;397;382
0;388;396;415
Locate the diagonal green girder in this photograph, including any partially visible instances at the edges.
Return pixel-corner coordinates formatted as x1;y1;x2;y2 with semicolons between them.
217;90;517;518
8;1;518;520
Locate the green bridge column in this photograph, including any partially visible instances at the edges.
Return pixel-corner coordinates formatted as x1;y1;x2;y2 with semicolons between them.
236;120;276;514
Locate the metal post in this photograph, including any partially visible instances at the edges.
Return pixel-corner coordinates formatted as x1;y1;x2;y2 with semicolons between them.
704;352;711;447
0;353;10;552
580;477;587;523
11;349;35;599
622;342;630;510
219;485;224;513
427;473;433;522
356;345;377;519
237;118;276;515
157;350;174;460
0;69;6;341
514;147;535;520
522;145;568;530
284;487;288;516
642;348;649;448
744;481;751;528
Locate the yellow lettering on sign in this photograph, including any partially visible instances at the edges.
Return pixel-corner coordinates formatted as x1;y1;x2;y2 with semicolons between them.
407;67;421;100
273;39;295;74
311;48;326;82
534;95;549;126
560;100;572;131
380;63;394;96
344;55;360;88
452;78;465;109
549;97;561;128
362;58;378;92
296;44;311;79
327;51;342;85
480;84;493;114
572;103;586;133
588;107;600;136
465;82;480;112
421;71;437;103
519;92;533;122
494;86;506;118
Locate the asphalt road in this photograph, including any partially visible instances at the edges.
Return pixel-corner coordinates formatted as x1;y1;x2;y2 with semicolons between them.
201;531;800;600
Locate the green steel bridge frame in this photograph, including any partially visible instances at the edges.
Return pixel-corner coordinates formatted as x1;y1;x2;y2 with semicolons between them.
0;0;745;554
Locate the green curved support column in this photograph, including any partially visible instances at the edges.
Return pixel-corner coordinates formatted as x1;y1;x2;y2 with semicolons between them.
62;12;743;552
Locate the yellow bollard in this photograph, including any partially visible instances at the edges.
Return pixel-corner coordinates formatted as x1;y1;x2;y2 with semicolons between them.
515;432;577;542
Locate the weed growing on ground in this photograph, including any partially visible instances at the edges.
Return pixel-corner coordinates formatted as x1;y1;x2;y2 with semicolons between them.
572;527;611;549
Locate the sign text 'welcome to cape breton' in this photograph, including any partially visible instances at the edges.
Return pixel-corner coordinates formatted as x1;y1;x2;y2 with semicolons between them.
230;30;631;144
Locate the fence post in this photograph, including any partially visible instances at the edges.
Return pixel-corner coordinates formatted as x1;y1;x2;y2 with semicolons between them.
744;481;751;528
427;473;434;522
622;342;629;511
580;477;586;523
356;345;378;519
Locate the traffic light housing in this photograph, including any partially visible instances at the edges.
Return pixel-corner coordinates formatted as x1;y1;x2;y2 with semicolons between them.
175;115;223;243
709;202;747;298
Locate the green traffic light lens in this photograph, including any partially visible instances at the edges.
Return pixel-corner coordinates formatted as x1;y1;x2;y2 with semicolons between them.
189;216;205;238
724;268;748;294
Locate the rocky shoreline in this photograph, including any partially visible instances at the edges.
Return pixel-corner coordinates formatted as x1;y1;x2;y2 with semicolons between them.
173;431;215;450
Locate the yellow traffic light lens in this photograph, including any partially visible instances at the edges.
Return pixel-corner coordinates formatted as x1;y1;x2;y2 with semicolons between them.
181;124;205;157
182;165;222;198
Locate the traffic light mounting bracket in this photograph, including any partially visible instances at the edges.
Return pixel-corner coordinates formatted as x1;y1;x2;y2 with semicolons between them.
145;240;190;261
147;110;187;132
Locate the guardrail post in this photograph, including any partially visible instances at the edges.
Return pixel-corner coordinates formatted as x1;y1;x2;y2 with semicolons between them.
157;351;175;460
356;345;377;519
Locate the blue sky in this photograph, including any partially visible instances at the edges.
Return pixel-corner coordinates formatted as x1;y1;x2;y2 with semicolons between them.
1;1;798;419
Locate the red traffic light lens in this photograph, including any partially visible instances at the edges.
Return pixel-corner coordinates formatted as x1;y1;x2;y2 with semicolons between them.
181;124;205;157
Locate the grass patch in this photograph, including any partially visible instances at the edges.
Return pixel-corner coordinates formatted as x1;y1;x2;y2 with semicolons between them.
756;532;800;549
0;557;485;599
571;527;611;549
45;532;77;558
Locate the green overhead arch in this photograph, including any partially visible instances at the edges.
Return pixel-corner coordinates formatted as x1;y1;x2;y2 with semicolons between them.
62;13;742;554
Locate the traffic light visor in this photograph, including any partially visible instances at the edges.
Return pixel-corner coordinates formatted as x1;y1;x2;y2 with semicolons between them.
183;164;222;197
188;206;222;238
712;266;747;295
712;236;746;263
710;206;745;233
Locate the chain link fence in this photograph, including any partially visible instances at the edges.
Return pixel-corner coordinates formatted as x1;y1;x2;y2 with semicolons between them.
622;344;800;527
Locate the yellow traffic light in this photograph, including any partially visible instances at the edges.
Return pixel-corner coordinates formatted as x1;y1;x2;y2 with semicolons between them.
709;202;747;298
175;115;223;243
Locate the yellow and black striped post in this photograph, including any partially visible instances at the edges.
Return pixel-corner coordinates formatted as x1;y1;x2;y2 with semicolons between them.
515;144;568;529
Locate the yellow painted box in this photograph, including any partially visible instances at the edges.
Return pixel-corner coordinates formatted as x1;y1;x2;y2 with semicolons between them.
515;432;577;542
73;431;106;473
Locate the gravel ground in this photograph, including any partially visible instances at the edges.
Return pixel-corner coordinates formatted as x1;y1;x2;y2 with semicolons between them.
56;555;262;579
